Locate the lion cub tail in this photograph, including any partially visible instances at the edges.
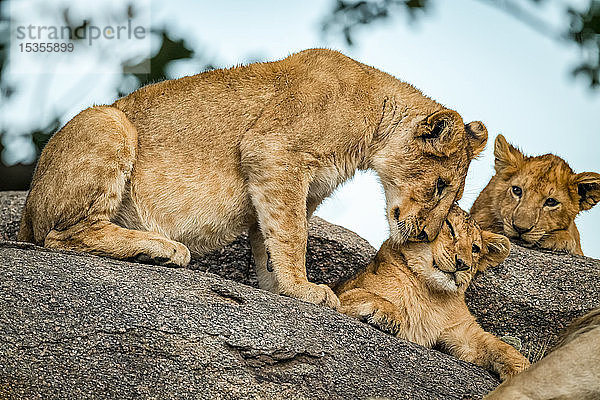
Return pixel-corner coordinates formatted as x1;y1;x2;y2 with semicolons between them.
17;204;34;243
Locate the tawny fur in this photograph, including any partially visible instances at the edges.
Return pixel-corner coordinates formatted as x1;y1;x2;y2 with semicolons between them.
18;49;488;309
334;205;530;380
555;307;600;348
485;308;600;399
471;134;600;256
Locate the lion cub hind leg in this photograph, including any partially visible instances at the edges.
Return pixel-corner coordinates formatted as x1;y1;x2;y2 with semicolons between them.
21;105;136;244
22;105;191;267
46;221;191;267
339;288;404;335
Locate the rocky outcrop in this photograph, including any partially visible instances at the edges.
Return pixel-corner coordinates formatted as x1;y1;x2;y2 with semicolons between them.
1;191;599;399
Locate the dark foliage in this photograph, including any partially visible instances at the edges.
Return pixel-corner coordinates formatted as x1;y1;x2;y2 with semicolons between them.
568;1;600;87
322;0;430;45
322;0;600;89
0;2;210;189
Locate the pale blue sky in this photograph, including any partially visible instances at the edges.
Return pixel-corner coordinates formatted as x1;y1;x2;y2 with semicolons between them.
153;0;600;257
3;0;599;257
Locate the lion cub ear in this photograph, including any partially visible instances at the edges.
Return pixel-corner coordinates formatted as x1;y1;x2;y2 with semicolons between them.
479;231;511;271
465;121;488;158
572;172;600;211
415;109;464;157
494;134;524;176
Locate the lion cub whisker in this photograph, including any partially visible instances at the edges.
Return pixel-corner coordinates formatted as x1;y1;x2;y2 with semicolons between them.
396;219;413;243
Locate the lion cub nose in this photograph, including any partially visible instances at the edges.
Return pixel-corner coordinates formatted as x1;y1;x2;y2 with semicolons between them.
512;223;533;235
416;230;428;241
455;258;470;272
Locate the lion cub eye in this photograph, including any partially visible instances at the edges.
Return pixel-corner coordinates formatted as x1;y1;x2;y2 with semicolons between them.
436;178;448;196
544;197;559;207
472;243;481;254
444;220;455;238
511;186;522;197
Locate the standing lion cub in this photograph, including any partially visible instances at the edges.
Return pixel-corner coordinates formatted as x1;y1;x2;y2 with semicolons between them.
18;49;488;309
335;205;530;380
471;134;600;255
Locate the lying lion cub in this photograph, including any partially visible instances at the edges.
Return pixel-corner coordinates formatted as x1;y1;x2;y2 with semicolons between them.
18;48;488;309
471;134;600;255
334;205;530;380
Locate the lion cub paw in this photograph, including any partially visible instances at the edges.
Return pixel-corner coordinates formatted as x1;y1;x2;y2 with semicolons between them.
135;239;191;268
283;282;341;310
537;234;582;255
498;357;531;381
366;309;402;336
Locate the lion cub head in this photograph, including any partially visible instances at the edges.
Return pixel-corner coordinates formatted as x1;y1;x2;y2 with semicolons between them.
371;106;488;245
412;205;510;293
478;134;600;250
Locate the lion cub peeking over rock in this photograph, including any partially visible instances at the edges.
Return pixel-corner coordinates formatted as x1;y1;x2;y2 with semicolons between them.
334;205;530;380
471;134;600;255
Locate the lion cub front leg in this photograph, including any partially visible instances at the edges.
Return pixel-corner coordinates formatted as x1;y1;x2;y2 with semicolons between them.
339;288;404;335
245;168;339;309
440;316;530;381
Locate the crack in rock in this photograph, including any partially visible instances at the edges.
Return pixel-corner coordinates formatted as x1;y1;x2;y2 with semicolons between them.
14;325;180;351
225;342;323;369
209;284;247;305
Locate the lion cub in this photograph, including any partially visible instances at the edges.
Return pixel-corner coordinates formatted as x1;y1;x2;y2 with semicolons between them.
471;134;600;255
18;48;488;309
335;205;530;380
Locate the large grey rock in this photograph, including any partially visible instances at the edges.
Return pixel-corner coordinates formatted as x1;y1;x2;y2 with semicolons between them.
1;191;599;399
1;191;498;399
0;191;22;242
466;244;600;359
0;240;501;400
